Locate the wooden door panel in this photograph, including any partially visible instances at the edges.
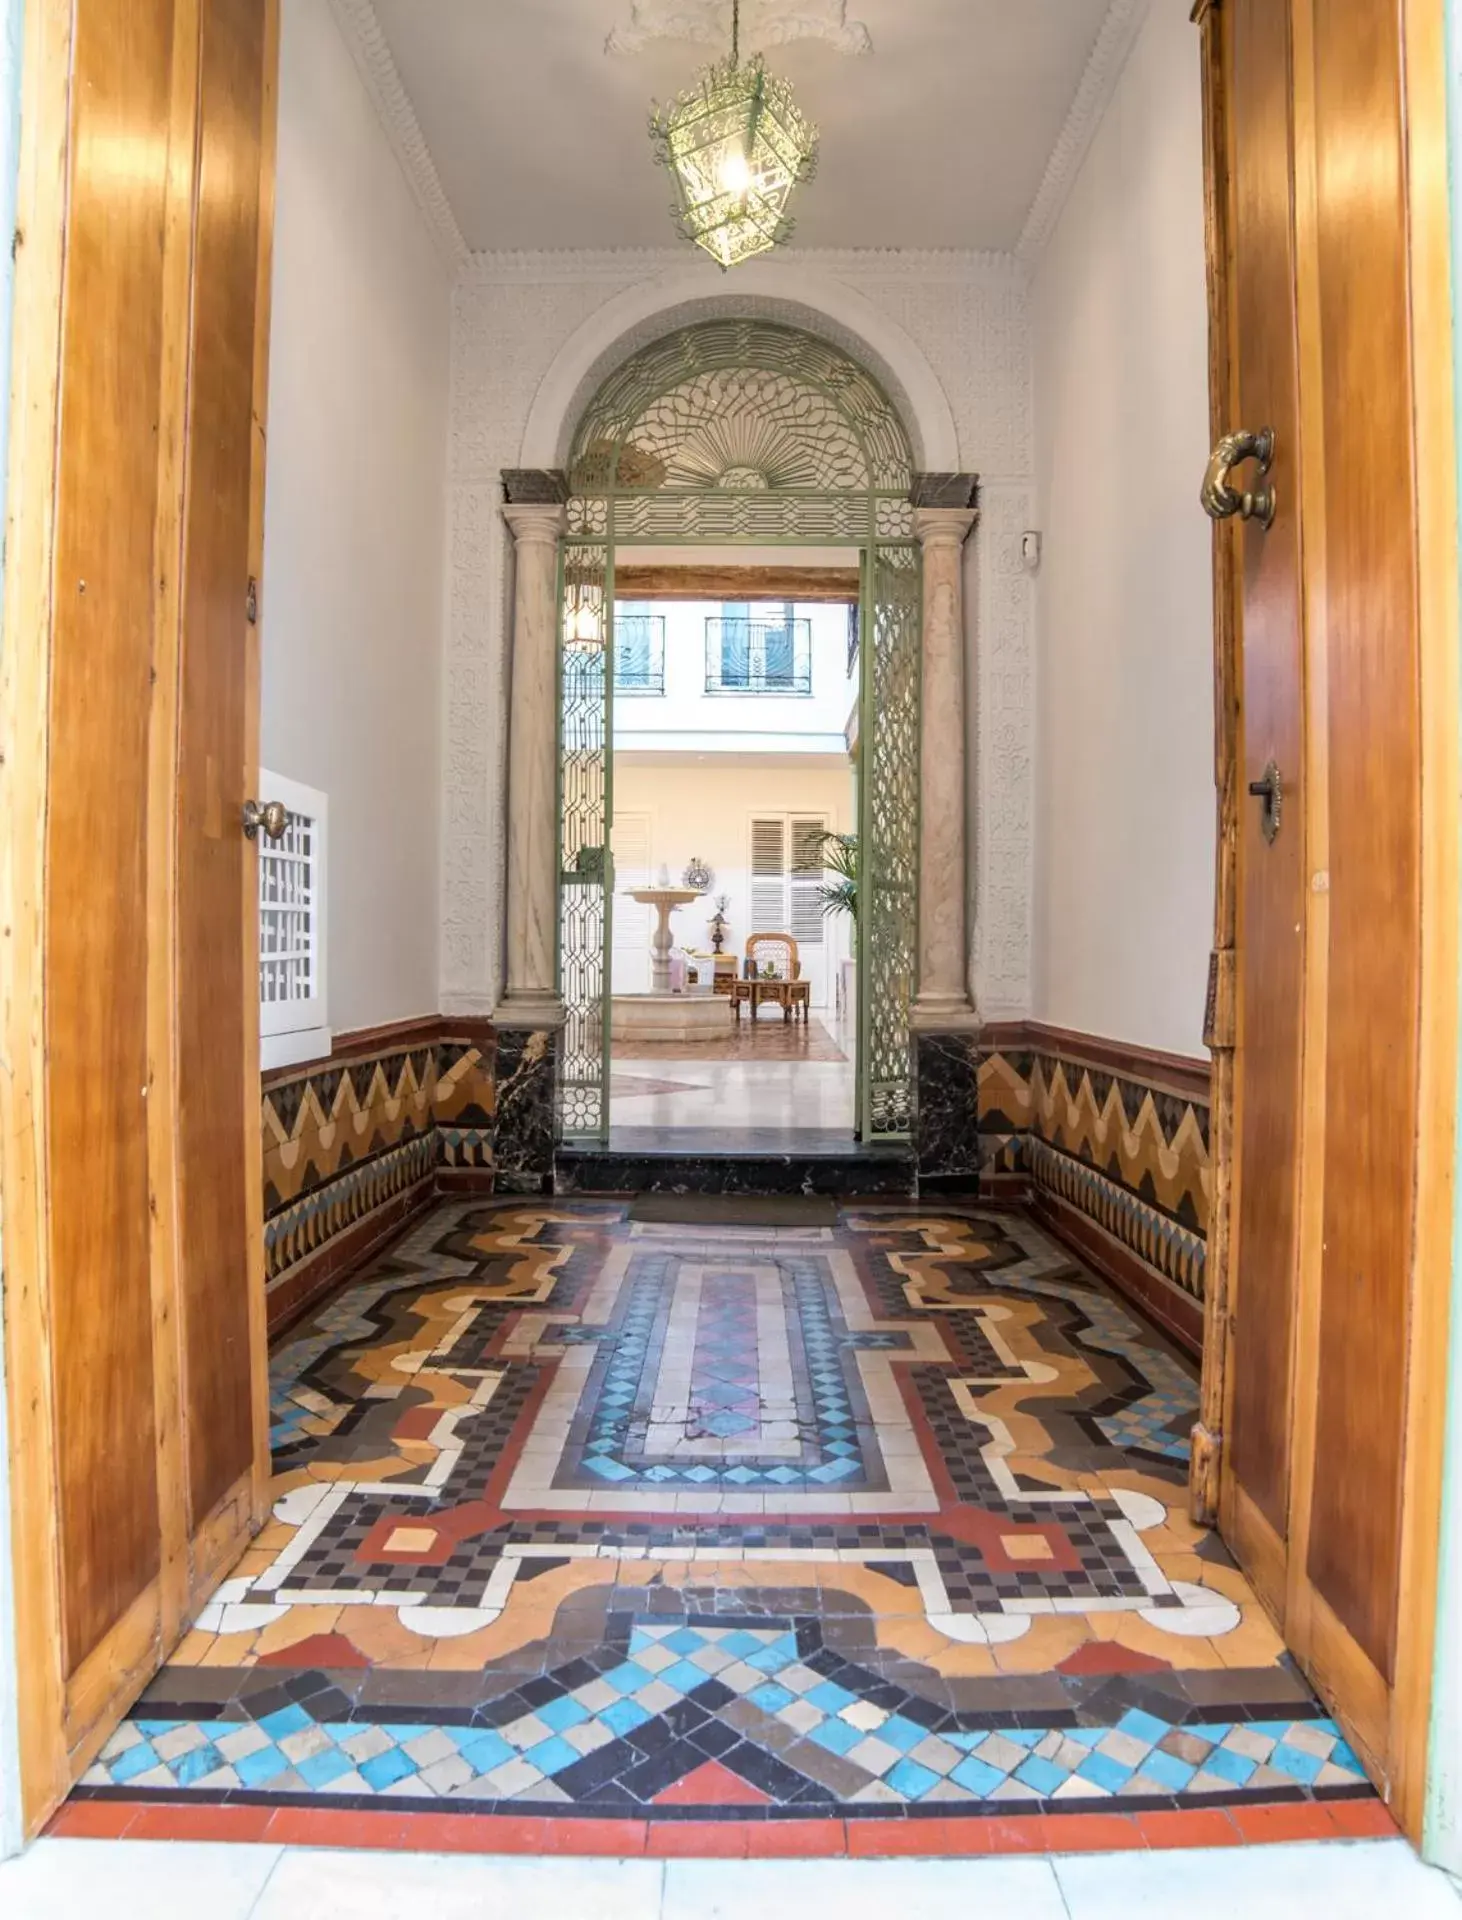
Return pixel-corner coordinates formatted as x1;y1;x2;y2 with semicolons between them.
1305;0;1419;1684
46;0;176;1679
176;0;267;1533
1225;0;1306;1556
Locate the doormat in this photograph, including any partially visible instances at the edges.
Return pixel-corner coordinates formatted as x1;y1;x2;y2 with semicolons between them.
628;1193;839;1226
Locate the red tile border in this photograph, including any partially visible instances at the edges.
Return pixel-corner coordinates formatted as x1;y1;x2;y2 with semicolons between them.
1325;1798;1401;1839
46;1798;1392;1859
1228;1801;1342;1845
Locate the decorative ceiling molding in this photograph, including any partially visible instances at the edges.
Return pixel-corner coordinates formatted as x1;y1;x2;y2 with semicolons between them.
325;0;469;271
1015;0;1153;266
460;246;1023;286
606;0;872;56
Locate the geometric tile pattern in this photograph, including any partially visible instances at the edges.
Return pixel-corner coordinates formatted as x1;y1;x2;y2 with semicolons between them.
978;1039;1212;1303
261;1023;496;1293
73;1201;1376;1830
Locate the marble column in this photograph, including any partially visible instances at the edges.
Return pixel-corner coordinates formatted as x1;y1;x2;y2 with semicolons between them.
910;482;980;1032
498;487;567;1034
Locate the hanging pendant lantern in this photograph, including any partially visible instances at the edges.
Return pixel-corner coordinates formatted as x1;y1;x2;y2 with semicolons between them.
649;0;819;271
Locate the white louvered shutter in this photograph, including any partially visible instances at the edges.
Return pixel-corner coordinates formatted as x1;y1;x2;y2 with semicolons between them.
789;816;827;951
750;817;787;935
258;771;329;1070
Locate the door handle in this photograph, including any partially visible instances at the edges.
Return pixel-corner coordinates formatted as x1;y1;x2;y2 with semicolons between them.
1248;759;1282;844
1202;427;1277;529
242;798;288;841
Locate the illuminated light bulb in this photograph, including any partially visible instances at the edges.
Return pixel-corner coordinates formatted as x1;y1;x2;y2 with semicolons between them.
570;602;602;643
719;150;752;196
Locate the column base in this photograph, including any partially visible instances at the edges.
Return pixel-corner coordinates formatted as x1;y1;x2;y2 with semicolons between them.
493;990;567;1032
909;997;982;1034
492;1027;558;1195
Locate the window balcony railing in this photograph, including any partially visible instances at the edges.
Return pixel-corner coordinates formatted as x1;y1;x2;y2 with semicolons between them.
614;613;667;695
704;616;813;695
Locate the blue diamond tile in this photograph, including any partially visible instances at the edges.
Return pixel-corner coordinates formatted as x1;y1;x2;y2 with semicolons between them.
949;1754;1007;1796
1076;1750;1135;1794
1270;1741;1325;1785
875;1716;928;1754
1197;1744;1255;1787
295;1745;356;1790
748;1683;796;1715
526;1734;581;1776
600;1696;652;1737
885;1757;941;1799
1141;1747;1196;1792
235;1743;292;1789
1014;1754;1069;1796
109;1741;161;1786
806;1681;858;1715
359;1746;417;1791
536;1693;592;1733
807;1716;863;1758
458;1730;516;1773
258;1704;313;1743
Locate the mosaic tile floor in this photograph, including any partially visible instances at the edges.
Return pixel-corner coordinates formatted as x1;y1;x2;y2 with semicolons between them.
71;1202;1379;1854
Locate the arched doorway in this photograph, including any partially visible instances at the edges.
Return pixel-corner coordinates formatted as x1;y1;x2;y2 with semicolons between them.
554;319;922;1148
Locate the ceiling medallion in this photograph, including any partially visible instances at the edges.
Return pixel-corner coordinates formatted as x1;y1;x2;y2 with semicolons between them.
609;1;872;57
649;0;819;271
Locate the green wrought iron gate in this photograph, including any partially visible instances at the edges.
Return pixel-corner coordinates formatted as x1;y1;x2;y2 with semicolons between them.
858;542;921;1141
555;319;922;1148
556;536;614;1141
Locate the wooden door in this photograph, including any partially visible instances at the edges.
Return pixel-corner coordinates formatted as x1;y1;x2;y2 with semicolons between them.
1197;0;1458;1839
1218;0;1307;1626
0;0;279;1832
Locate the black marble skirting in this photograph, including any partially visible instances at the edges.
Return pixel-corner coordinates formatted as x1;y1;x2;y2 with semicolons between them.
914;1031;984;1188
493;1028;557;1195
555;1142;916;1198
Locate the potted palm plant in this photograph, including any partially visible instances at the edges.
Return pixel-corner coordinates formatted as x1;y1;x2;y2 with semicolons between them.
817;833;858;923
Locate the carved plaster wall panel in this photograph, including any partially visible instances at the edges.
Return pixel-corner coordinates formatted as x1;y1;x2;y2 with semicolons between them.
441;254;1036;1024
606;0;872;56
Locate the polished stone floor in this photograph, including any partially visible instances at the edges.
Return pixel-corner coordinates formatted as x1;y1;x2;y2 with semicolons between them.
613;1015;855;1132
69;1201;1378;1854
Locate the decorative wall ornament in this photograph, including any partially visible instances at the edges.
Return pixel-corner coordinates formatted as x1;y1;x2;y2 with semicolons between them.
682;856;715;891
609;0;872;57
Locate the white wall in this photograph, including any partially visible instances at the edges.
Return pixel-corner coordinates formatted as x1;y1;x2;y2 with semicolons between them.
1030;0;1214;1058
612;760;856;1006
614;600;856;755
260;0;451;1037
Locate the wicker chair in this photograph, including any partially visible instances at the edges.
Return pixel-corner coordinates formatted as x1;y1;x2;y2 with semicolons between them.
734;933;812;1024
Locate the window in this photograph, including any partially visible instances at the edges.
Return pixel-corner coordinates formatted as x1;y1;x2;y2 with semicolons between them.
258;771;329;1071
749;813;828;950
706;603;813;694
614;604;666;695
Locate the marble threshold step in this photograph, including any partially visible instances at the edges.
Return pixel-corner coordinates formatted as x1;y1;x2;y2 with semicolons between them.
554;1126;916;1197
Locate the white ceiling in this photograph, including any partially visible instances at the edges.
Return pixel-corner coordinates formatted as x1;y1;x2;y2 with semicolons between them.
368;0;1119;255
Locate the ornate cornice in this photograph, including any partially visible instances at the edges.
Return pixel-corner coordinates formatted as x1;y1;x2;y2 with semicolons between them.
458;246;1025;286
326;0;469;272
1015;0;1154;266
606;1;872;56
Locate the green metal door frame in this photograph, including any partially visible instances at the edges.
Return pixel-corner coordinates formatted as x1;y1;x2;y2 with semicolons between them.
554;320;922;1151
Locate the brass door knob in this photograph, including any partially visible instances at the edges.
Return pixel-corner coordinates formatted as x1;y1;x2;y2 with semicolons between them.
242;798;288;841
1202;427;1277;529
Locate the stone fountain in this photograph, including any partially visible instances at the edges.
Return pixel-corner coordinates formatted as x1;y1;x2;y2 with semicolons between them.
610;884;733;1044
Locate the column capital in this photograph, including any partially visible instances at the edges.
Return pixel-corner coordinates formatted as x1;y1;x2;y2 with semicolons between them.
912;504;978;550
502;467;570;504
502;499;568;547
910;472;979;509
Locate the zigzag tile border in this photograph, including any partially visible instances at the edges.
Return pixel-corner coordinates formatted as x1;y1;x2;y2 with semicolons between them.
262;1023;497;1292
1027;1137;1207;1303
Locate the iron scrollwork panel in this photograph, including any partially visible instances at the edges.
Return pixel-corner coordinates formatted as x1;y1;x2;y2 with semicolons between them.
557;539;613;1143
860;541;920;1141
